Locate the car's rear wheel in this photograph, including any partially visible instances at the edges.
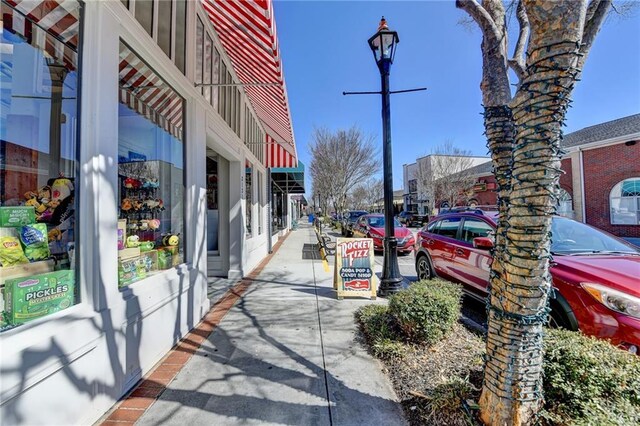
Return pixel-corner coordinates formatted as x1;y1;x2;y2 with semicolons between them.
416;254;433;280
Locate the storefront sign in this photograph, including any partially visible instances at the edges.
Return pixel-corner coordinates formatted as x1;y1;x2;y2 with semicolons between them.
333;238;376;300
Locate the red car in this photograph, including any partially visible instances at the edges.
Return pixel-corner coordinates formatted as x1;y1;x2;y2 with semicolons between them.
351;214;415;254
415;211;640;353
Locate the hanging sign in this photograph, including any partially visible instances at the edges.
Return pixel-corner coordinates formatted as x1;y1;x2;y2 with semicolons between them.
333;238;377;300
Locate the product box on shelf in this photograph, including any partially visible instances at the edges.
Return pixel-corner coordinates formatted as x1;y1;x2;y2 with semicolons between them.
118;247;140;260
3;270;75;325
0;206;36;227
117;219;127;250
117;250;158;287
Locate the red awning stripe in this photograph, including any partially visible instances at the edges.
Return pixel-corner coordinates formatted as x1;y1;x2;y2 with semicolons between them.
265;134;296;168
202;0;296;165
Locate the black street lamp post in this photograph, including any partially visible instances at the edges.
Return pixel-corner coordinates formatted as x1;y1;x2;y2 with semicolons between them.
368;17;403;296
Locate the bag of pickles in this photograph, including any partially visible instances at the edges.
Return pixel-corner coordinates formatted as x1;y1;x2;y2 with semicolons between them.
19;224;50;262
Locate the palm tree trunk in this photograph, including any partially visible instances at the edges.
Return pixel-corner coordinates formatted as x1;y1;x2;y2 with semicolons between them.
479;2;587;424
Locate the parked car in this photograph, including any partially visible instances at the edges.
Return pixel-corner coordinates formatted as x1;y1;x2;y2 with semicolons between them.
351;214;415;254
341;210;368;237
397;210;428;227
414;211;640;353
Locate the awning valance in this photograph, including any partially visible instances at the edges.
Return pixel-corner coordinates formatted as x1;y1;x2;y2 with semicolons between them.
201;0;297;167
271;161;305;194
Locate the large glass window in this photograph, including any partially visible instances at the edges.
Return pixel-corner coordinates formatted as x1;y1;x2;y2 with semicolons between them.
257;172;263;234
246;161;252;237
206;153;218;252
1;0;82;331
610;178;640;225
118;42;185;287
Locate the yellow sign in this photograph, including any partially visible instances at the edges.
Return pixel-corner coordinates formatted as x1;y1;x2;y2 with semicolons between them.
333;238;377;300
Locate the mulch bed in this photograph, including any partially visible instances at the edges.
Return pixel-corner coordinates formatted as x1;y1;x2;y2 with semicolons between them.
370;322;486;426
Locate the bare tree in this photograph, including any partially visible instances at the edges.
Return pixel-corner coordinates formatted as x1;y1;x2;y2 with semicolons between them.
309;126;381;215
413;141;481;211
456;0;612;424
350;178;384;211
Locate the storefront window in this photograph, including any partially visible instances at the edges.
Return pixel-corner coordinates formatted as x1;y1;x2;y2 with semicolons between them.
246;161;252;237
206;154;219;252
117;42;185;287
1;0;81;331
257;172;263;234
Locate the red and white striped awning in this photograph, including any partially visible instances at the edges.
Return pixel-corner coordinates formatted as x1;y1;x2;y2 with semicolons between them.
2;0;79;70
266;134;296;168
201;0;298;168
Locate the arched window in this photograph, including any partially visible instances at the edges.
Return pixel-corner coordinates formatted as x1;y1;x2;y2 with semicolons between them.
610;178;640;225
557;188;574;219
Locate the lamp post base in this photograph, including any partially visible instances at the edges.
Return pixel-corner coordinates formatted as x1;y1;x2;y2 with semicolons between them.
378;238;404;297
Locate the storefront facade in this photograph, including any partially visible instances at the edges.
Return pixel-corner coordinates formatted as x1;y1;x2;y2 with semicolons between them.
0;1;300;424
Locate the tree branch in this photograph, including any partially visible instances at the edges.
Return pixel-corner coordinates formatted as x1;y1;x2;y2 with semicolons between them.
579;0;612;63
508;0;529;80
456;0;502;42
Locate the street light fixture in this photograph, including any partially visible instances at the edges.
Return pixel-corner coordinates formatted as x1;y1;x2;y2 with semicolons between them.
368;17;403;296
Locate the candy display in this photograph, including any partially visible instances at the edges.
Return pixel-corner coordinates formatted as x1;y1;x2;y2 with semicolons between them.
3;270;75;325
0;174;76;330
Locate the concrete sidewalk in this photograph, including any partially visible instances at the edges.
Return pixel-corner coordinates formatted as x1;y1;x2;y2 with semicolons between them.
134;222;407;426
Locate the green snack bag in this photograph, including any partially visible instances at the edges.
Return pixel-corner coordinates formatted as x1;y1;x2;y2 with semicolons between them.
19;224;50;262
0;236;29;266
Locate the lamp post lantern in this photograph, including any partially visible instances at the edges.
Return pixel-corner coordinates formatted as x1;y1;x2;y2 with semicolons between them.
368;17;403;296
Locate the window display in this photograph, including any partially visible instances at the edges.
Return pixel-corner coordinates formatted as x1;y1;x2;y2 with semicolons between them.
118;42;185;287
0;1;81;331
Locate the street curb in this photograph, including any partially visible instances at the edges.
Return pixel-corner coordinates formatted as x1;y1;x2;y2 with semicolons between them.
96;232;292;426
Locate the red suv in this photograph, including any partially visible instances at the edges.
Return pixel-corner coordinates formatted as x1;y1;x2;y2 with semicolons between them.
415;210;640;353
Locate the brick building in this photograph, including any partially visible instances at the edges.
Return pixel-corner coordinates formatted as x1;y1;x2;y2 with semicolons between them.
463;114;640;242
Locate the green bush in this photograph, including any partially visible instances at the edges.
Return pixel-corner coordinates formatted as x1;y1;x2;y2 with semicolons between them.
355;304;405;359
541;328;640;425
388;280;461;345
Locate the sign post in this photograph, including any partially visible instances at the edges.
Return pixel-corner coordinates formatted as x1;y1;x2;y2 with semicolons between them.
333;238;377;300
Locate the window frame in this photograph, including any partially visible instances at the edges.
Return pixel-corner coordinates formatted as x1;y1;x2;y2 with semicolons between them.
610;177;640;225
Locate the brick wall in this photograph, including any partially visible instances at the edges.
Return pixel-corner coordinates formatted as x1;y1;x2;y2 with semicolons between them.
583;142;640;238
559;158;573;193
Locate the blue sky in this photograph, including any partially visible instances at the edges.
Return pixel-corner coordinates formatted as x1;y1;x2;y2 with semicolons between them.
273;1;640;193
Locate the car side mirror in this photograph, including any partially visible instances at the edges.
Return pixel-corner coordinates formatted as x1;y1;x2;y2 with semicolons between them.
473;237;494;250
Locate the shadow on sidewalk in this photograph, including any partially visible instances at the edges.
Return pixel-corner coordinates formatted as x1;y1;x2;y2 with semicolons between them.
141;293;404;425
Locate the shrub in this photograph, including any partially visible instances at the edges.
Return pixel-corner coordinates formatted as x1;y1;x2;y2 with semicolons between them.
355;304;406;359
388;280;461;345
541;328;640;425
